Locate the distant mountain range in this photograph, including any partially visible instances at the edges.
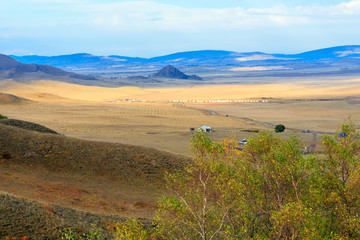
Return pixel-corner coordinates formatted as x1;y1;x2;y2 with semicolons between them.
0;54;202;87
0;54;97;82
2;45;360;87
10;45;360;74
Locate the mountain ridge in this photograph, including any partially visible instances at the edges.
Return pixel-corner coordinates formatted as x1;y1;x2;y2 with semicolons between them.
11;45;360;64
5;45;360;85
0;54;97;81
9;45;360;76
152;65;202;80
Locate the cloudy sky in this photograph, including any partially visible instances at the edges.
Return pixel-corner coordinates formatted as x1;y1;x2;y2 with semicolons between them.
0;0;359;57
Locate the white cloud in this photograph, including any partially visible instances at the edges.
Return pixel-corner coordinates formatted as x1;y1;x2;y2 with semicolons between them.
2;0;360;56
331;0;360;15
83;0;360;32
86;2;311;32
294;0;360;15
6;0;359;33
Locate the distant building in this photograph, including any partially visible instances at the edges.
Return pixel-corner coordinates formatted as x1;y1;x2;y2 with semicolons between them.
197;125;213;132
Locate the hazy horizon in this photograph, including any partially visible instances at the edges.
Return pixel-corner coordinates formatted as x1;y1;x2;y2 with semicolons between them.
1;0;360;57
6;44;360;59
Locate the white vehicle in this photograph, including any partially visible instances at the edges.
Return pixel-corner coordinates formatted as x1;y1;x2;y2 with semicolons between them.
239;139;247;145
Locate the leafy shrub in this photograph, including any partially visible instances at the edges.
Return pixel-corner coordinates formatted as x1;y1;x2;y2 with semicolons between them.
59;224;102;240
115;121;360;239
115;218;149;240
274;124;285;132
0;114;8;119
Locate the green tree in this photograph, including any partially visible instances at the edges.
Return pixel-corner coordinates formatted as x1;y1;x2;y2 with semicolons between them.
309;120;360;238
154;132;244;239
115;218;148;240
115;121;360;239
154;131;314;239
240;131;316;238
274;124;285;132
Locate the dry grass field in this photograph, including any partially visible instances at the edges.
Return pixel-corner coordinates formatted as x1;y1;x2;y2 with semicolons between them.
0;101;268;155
2;78;360;102
188;99;360;133
0;80;275;155
1;78;360;152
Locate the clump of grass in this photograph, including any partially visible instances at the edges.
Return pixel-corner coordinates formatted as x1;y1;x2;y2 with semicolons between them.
240;128;259;133
0;114;8;119
115;218;148;240
5;237;29;240
59;224;102;240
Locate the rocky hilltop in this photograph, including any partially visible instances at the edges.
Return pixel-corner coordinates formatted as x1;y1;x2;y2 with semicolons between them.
152;65;202;80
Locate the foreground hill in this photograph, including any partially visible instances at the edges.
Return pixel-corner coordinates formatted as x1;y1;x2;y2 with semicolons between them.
0;92;30;104
0;120;189;186
0;193;129;239
0;118;58;134
0;120;190;238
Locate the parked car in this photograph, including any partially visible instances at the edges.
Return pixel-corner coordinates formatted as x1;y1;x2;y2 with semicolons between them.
239;139;247;145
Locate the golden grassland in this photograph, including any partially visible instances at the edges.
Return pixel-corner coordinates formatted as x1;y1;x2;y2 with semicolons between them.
188;99;360;133
0;122;190;219
1;78;360;102
0;101;267;155
1;78;360;154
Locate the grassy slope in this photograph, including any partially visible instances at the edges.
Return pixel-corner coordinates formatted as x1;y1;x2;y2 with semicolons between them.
0;118;58;134
0;92;30;104
0;192;132;239
0;123;189;184
0;122;190;238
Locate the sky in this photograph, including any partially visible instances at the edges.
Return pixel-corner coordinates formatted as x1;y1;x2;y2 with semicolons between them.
0;0;359;57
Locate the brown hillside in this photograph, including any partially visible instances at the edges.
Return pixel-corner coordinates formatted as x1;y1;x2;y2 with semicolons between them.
0;123;189;185
0;118;58;134
0;192;132;239
0;92;30;104
0;122;190;238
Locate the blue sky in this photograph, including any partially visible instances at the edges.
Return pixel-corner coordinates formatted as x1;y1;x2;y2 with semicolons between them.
0;0;359;57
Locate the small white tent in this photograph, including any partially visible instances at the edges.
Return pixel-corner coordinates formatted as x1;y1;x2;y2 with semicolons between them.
197;125;213;132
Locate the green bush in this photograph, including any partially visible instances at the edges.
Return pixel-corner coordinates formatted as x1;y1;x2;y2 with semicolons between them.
0;114;8;119
115;218;149;240
274;124;285;132
114;121;360;239
59;224;102;240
